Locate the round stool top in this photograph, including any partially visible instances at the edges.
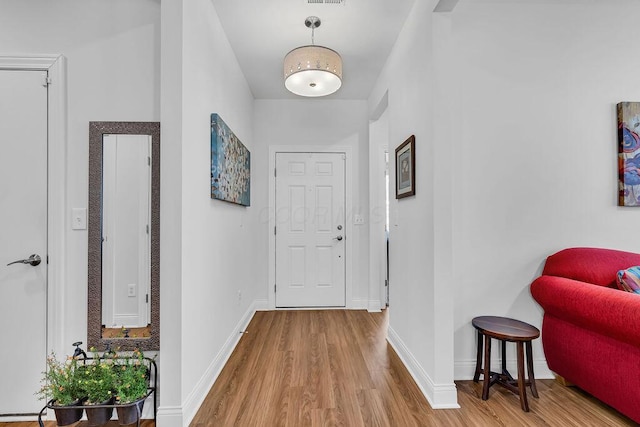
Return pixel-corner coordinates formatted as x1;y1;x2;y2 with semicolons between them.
472;316;540;341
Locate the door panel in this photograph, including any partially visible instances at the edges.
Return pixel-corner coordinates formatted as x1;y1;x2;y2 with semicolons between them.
0;70;48;415
275;152;345;307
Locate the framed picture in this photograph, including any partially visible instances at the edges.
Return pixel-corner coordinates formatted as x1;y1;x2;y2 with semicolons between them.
617;102;640;206
211;113;251;206
395;135;415;199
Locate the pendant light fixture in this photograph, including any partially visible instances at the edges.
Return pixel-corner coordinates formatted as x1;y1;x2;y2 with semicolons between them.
283;16;343;97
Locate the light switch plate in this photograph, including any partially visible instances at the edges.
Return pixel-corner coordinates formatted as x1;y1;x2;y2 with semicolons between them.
71;208;87;230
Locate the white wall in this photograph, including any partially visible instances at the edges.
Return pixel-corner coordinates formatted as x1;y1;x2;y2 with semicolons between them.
449;0;640;379
368;0;458;408
160;0;260;424
370;0;640;405
0;0;160;356
253;99;370;308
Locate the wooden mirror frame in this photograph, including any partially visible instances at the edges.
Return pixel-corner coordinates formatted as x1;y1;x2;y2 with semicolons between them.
88;121;160;351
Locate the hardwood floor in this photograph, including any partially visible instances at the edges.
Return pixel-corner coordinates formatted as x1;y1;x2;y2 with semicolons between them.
190;310;636;426
3;310;635;426
0;422;154;427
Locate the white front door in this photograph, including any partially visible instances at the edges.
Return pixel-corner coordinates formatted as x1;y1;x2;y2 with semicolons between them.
275;152;346;307
0;69;48;415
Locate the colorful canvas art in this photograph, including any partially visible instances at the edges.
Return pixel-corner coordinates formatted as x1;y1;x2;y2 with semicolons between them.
211;114;250;206
617;102;640;206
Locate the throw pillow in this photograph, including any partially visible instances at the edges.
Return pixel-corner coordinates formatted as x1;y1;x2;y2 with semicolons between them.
616;266;640;294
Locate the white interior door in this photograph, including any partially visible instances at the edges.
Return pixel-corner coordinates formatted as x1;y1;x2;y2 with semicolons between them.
275;152;346;307
0;69;48;415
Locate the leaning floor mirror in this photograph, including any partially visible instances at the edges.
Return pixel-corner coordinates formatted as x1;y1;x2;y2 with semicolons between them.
88;122;160;351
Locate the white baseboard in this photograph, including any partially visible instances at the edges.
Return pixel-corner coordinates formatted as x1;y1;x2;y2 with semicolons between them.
454;358;554;381
156;406;183;426
0;415;42;422
254;298;269;311
367;300;382;312
350;298;368;309
387;327;460;409
180;300;259;425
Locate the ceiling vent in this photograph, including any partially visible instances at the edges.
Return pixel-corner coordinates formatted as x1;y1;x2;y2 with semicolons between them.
307;0;345;4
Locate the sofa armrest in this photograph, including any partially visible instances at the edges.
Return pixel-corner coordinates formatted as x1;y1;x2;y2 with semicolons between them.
531;275;640;348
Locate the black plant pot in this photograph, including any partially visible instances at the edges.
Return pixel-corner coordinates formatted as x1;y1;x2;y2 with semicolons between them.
52;399;84;426
116;397;145;425
86;397;115;426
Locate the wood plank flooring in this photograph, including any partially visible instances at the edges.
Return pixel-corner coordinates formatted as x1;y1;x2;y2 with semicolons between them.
0;422;154;427
190;310;636;426
3;310;635;426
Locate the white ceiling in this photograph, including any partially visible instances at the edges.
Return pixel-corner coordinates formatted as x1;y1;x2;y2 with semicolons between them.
211;0;418;100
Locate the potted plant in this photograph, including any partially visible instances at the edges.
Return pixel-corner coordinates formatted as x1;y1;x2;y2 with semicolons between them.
78;350;116;426
114;349;149;425
36;353;84;426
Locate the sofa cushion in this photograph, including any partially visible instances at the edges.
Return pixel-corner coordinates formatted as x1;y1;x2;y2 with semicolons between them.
617;266;640;294
542;247;640;287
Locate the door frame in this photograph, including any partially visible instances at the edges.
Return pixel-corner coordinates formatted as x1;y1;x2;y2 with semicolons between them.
268;145;353;310
0;55;67;373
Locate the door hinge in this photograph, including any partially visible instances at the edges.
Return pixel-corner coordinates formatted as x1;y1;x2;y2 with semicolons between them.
46;255;49;264
274;168;277;177
43;75;52;87
274;226;277;235
274;284;277;293
148;156;151;166
146;294;149;303
146;224;150;234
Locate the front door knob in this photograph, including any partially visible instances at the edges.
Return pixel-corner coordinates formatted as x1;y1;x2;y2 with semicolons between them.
333;235;343;241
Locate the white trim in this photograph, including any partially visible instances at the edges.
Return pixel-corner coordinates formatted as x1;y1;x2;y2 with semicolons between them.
349;298;368;310
181;300;259;425
156;406;183;426
454;358;554;381
253;298;269;311
368;105;389;313
387;326;460;409
268;145;354;310
0;55;67;421
367;300;382;312
47;55;67;360
0;54;62;70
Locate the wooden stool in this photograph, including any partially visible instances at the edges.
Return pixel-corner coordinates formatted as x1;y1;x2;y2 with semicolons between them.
472;316;540;412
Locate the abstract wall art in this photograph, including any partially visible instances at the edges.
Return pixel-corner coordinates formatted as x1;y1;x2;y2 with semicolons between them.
211;114;250;206
617;102;640;207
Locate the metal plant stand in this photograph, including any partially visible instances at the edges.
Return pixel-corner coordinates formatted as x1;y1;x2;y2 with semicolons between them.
37;352;157;427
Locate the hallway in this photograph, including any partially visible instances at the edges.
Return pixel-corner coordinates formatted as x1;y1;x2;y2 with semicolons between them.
191;310;432;425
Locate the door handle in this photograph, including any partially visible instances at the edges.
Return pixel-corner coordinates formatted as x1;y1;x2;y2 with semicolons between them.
7;254;41;267
333;235;343;241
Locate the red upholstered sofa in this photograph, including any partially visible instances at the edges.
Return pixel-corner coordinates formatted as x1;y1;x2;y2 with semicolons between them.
530;247;640;423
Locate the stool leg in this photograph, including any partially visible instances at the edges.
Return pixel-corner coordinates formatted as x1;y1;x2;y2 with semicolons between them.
473;330;483;383
501;339;507;375
516;342;529;412
526;340;538;398
482;336;491;400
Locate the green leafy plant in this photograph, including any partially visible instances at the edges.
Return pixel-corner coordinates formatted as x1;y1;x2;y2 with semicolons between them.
36;352;82;406
115;349;149;404
77;349;116;404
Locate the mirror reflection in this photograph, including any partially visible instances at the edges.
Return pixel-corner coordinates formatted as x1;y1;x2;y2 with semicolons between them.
102;134;151;334
88;122;160;351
